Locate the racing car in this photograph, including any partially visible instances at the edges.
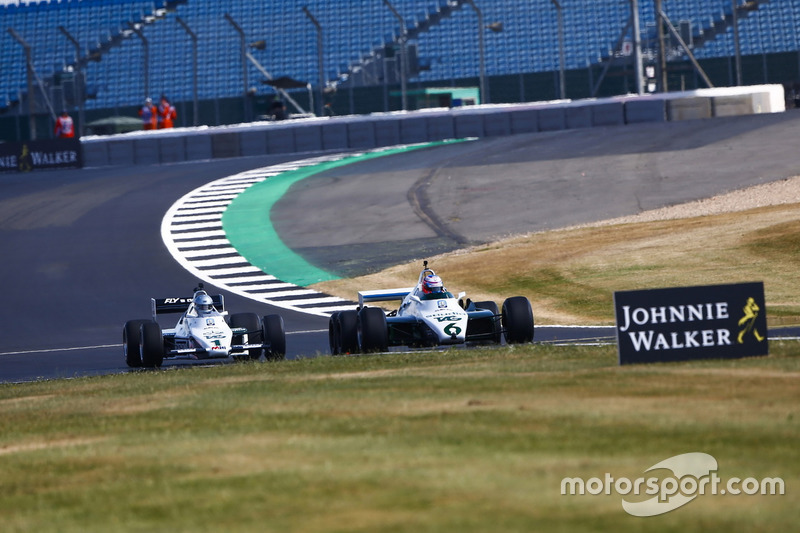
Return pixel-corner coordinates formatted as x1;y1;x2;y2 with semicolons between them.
124;285;286;368
328;262;534;354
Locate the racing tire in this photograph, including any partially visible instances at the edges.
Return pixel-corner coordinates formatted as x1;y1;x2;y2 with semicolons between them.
474;301;502;344
140;321;164;368
329;312;341;355
358;307;389;353
502;296;535;344
230;312;263;360
123;319;147;368
337;310;359;354
262;314;286;361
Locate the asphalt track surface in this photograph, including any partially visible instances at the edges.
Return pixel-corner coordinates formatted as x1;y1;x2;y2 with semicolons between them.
3;111;800;382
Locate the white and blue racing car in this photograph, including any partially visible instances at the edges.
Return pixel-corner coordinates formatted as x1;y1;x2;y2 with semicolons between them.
329;262;534;354
124;285;286;368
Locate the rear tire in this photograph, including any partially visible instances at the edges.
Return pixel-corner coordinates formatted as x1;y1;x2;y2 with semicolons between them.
262;314;286;361
329;312;341;355
358;307;389;353
123;319;146;367
474;301;501;344
140;321;164;368
502;296;534;344
338;310;359;354
230;312;263;360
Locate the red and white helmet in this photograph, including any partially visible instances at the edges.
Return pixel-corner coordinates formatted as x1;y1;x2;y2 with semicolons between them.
422;274;444;294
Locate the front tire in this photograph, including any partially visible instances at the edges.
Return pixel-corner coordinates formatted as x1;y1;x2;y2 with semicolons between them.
123;319;146;367
502;296;534;344
329;312;341;355
230;312;263;360
358;307;389;353
262;314;286;361
337;310;359;354
140;321;164;368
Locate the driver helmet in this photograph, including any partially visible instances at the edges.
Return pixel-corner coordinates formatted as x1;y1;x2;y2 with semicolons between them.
422;274;444;294
194;293;214;315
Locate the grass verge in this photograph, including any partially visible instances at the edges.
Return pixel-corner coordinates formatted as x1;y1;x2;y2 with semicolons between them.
314;203;800;326
1;343;798;532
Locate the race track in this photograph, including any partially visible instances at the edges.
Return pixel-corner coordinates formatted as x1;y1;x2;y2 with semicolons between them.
3;111;800;382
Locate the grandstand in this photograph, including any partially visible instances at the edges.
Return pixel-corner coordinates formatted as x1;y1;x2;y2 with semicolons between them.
1;0;799;140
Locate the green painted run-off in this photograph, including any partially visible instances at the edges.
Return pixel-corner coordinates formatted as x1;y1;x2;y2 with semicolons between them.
222;140;468;287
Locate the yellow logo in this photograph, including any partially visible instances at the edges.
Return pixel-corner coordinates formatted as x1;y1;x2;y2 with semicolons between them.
737;297;765;344
18;144;32;172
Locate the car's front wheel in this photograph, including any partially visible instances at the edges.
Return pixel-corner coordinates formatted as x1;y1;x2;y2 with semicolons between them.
140;321;164;368
337;310;360;354
358;307;389;353
123;319;146;367
262;314;286;361
502;296;534;344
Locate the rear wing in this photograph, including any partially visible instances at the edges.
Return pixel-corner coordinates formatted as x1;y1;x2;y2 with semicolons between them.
151;294;225;320
358;288;414;307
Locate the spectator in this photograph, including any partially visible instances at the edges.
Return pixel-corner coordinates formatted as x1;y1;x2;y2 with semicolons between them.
269;99;287;120
138;98;157;130
323;102;335;117
54;110;75;138
158;96;177;129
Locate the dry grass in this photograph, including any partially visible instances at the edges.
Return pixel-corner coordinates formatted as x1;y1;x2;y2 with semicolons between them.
0;346;798;532
314;202;800;326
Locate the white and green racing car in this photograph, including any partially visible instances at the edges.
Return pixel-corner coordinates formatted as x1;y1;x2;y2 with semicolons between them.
124;285;286;368
329;262;534;354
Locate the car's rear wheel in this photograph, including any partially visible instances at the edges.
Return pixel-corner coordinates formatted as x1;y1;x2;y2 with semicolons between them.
337;310;359;354
474;301;502;344
358;307;389;353
502;296;534;344
140;321;164;368
123;319;146;367
230;312;263;360
262;314;286;361
329;312;341;355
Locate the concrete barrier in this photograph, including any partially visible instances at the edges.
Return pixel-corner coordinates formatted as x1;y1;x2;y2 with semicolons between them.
712;95;753;117
185;134;212;160
321;122;348;150
591;102;625;126
566;106;592;129
159;136;187;163
374;119;401;147
134;138;160;165
82;142;109;167
211;133;240;159
538;107;566;131
399;116;428;144
239;130;268;157
510;109;538;134
625;99;666;123
266;126;295;154
347;121;376;149
293;125;322;152
454;114;484;138
667;97;712;121
79;85;785;167
483;111;512;136
426;114;455;141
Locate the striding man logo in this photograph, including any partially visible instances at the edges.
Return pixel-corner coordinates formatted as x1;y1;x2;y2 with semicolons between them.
737;297;765;343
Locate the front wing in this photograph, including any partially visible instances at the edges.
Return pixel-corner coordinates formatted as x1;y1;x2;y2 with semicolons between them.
162;327;269;359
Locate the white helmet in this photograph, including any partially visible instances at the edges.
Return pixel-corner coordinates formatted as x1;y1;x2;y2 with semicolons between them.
194;292;214;315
